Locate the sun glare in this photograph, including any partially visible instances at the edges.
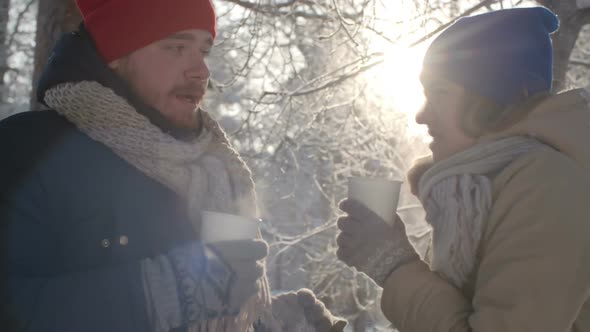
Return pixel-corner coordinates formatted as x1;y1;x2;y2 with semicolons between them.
369;44;429;138
384;46;425;111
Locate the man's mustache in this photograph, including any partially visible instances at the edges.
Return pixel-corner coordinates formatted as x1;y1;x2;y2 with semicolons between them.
172;82;206;96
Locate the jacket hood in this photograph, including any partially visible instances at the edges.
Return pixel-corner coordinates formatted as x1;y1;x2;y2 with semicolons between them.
36;24;196;138
407;88;590;195
486;89;590;170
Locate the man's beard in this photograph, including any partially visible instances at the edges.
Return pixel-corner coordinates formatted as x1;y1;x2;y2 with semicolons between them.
113;60;207;130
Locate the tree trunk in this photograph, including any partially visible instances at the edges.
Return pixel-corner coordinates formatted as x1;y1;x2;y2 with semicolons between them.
536;0;590;92
30;0;81;109
0;0;9;103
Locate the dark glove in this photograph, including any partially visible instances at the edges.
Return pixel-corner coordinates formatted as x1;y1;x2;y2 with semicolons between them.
295;289;347;332
337;199;419;286
167;239;268;322
270;288;347;332
206;239;268;313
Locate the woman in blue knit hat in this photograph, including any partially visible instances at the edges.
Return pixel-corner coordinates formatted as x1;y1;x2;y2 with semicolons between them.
336;6;590;331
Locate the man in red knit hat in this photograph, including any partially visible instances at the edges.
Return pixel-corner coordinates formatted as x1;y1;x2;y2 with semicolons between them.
0;0;345;331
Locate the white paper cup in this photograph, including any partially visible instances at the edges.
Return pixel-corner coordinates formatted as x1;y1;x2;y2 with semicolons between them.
200;211;260;244
347;177;402;224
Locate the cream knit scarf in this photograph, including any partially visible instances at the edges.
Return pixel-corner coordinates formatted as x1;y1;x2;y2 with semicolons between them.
43;81;272;331
418;136;543;288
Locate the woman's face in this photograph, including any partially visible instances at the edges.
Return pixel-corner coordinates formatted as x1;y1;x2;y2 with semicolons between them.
416;74;477;162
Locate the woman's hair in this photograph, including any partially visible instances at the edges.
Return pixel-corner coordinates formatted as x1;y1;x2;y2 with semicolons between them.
459;88;551;137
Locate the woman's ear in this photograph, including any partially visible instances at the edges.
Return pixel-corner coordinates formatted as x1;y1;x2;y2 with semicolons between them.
459;92;503;138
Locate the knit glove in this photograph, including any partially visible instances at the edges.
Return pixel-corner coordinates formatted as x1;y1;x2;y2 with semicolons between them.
262;289;347;332
337;199;419;287
142;239;268;331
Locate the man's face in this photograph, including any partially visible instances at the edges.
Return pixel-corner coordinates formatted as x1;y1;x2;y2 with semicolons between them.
416;74;476;162
109;29;213;130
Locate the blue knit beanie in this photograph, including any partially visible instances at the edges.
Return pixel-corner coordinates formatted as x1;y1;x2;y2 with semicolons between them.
422;7;560;106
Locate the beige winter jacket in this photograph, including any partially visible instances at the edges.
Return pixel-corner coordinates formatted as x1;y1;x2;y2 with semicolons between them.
382;89;590;331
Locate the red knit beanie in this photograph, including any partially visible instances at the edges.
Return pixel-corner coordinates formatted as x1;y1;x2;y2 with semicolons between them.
75;0;217;62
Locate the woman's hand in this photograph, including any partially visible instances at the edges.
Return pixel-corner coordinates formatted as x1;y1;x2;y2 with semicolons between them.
337;198;419;286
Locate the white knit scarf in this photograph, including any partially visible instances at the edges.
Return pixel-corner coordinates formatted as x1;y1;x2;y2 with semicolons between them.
418;136;543;288
43;81;272;331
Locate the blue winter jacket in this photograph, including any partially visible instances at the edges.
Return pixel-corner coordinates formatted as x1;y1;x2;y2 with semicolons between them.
1;25;202;332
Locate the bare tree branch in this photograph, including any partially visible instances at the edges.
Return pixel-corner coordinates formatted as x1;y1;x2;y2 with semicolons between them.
221;0;366;20
262;52;384;98
570;59;590;68
409;0;498;47
5;0;35;51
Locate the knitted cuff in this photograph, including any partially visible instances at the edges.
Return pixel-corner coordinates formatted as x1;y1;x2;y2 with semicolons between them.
360;241;419;287
141;242;238;332
168;243;239;321
141;255;183;332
